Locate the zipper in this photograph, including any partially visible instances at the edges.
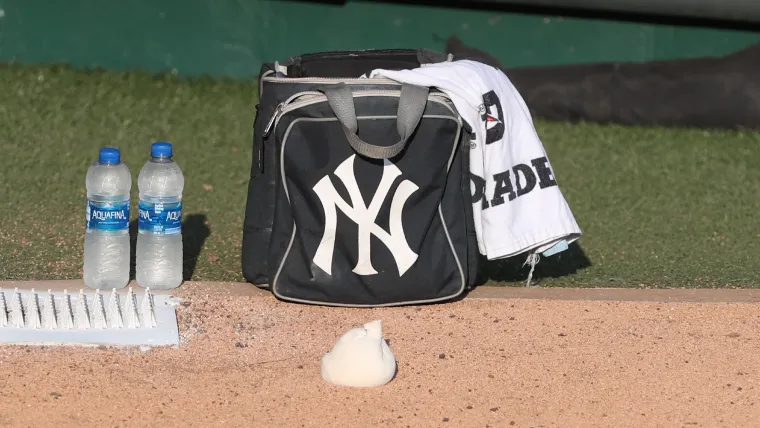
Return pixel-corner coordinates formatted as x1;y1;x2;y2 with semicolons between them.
262;104;283;137
262;91;324;137
262;90;456;139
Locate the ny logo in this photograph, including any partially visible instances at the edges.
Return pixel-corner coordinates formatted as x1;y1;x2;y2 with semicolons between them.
312;154;419;276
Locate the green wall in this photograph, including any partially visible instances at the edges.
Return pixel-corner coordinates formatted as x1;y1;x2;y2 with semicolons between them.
1;0;759;79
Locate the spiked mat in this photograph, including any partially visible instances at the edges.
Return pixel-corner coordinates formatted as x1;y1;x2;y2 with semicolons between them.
0;287;180;347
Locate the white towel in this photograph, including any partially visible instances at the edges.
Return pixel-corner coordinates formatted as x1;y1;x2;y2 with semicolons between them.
370;60;582;261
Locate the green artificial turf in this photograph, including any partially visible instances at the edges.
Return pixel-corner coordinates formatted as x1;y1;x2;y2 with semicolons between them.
1;64;759;288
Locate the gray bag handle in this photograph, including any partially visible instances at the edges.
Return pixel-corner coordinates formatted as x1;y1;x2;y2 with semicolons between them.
319;82;430;159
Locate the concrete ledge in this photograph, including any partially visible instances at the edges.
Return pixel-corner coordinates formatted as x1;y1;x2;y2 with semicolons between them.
2;280;760;303
0;280;175;295
0;280;271;297
465;285;760;303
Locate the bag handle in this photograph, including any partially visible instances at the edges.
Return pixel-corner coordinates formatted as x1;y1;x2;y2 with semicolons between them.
319;82;429;159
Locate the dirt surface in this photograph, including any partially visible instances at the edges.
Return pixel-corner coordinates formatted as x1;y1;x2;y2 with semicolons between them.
1;283;759;427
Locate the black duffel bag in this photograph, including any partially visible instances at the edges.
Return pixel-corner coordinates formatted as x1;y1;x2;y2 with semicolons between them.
242;49;480;307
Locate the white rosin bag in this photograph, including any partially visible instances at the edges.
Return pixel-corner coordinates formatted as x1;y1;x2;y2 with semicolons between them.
321;320;397;388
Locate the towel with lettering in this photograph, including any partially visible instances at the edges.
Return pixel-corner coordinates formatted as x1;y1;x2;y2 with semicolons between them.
369;60;582;260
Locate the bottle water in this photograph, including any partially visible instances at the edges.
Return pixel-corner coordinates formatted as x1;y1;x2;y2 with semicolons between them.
136;142;184;289
83;147;131;289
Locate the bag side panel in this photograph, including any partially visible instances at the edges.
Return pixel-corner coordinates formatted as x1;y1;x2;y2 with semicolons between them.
438;125;477;292
461;131;480;289
241;79;279;286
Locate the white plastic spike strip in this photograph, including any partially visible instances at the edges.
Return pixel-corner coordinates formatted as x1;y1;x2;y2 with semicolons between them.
75;289;90;330
25;288;42;329
141;288;157;328
108;289;124;329
0;288;8;327
0;287;179;347
124;287;140;329
43;290;57;330
92;290;107;329
60;290;75;330
10;288;24;328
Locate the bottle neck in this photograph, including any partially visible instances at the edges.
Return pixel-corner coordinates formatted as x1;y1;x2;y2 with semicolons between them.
88;194;130;203
139;194;181;204
150;156;173;164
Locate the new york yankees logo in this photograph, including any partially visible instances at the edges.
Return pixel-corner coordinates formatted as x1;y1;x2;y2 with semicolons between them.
312;154;419;276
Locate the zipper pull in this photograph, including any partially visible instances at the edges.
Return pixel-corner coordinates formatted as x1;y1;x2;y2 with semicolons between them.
262;103;284;138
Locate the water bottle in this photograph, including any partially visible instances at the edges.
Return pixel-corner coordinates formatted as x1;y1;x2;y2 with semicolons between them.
136;142;184;289
83;147;131;289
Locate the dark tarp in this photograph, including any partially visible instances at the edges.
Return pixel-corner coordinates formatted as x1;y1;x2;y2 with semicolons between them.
444;35;760;130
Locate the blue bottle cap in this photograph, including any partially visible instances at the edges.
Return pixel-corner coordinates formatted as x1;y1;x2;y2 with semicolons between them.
99;147;121;164
151;141;173;158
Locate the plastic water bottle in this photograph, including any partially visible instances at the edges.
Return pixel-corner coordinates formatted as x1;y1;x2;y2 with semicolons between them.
136;142;184;289
83;147;132;289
